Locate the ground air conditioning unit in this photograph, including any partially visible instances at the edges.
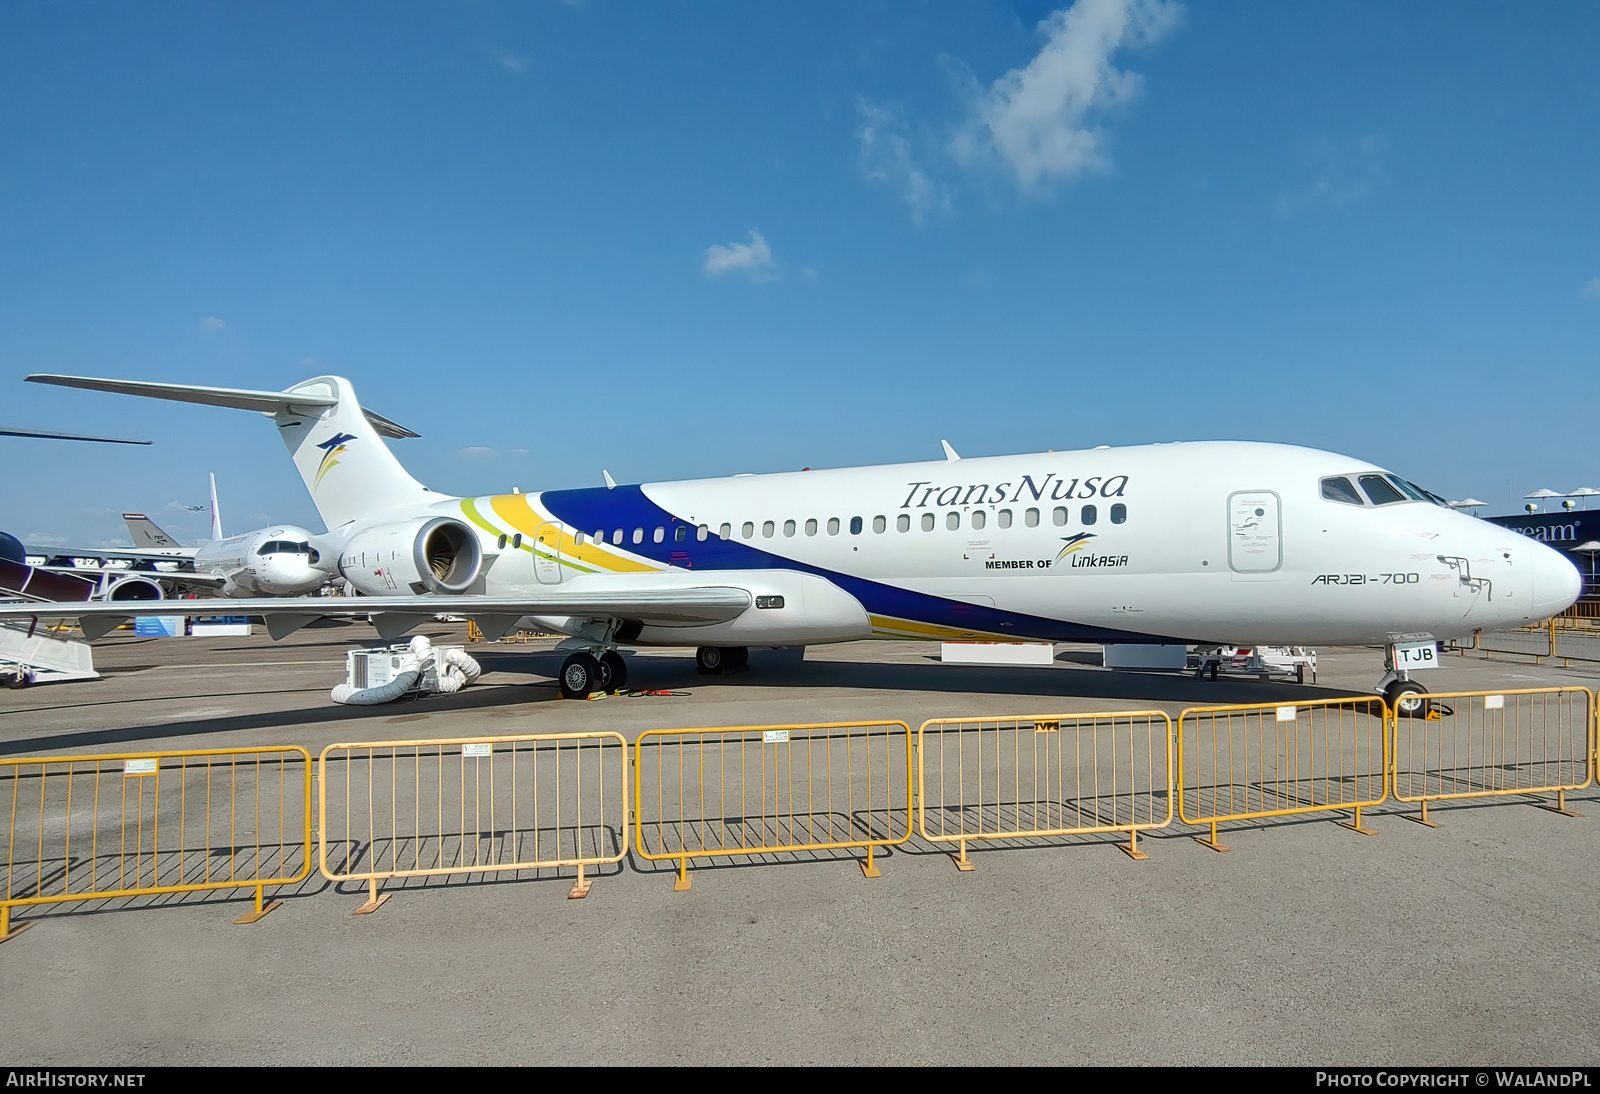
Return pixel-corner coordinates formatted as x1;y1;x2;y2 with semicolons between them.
333;635;481;705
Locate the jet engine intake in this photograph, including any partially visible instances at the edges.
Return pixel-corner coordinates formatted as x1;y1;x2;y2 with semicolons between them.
105;576;163;601
338;516;483;597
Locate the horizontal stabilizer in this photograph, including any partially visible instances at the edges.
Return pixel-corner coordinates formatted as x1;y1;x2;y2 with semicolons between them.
25;375;419;439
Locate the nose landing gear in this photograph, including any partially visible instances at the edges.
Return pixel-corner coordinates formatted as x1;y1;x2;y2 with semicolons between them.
1384;677;1429;718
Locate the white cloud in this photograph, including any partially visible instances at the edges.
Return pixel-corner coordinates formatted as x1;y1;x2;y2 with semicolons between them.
1276;135;1384;215
24;533;68;547
1581;278;1600;301
951;0;1182;193
702;230;778;281
497;53;528;72
458;446;496;459
857;101;950;223
198;316;227;332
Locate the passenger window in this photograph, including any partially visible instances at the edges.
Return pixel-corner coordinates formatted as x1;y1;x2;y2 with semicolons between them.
921;513;935;532
872;515;886;533
1081;505;1097;526
719;523;731;540
632;528;643;544
762;521;774;538
1320;476;1364;506
612;528;623;545
850;516;863;535
1052;506;1068;526
1024;508;1039;528
805;518;818;536
827;518;840;535
512;533;522;549
1358;475;1406;506
783;519;795;537
998;509;1012;529
946;512;960;530
594;529;604;544
674;526;687;542
896;514;910;532
653;527;664;543
1110;504;1126;524
697;525;708;541
970;510;985;530
575;533;586;547
742;522;754;539
497;534;507;550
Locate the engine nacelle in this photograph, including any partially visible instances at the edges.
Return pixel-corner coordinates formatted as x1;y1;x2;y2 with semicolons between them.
338;516;483;597
105;576;164;602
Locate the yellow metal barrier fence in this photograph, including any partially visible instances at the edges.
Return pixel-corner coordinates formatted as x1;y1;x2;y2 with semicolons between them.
318;731;628;910
1178;697;1389;851
1;746;312;941
916;711;1173;868
634;721;912;890
1390;687;1594;824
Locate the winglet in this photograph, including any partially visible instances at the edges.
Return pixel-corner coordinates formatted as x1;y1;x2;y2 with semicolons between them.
603;470;617;490
940;440;960;462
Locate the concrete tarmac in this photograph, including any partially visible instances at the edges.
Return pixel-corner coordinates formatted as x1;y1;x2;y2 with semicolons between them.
2;624;1597;1065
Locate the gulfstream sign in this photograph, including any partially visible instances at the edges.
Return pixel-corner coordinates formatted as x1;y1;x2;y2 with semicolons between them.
900;474;1129;509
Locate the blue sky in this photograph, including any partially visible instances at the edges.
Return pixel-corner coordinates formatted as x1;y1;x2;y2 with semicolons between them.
3;0;1597;546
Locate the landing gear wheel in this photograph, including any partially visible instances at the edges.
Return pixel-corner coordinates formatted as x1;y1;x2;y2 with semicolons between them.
559;653;603;699
600;650;627;692
695;646;725;675
1208;661;1219;681
1385;678;1429;718
725;646;748;671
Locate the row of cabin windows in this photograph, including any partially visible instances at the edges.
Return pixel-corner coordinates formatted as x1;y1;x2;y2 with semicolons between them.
556;504;1128;550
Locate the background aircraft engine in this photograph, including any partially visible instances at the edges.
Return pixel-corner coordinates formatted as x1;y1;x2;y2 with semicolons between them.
105;576;163;601
338;516;482;597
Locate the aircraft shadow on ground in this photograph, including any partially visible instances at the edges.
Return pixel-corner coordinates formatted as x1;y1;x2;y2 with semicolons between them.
1;647;1369;756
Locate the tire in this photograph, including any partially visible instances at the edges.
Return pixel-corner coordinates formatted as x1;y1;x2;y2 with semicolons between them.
600;650;627;692
1208;662;1219;681
559;652;602;699
1385;678;1429;718
696;646;725;675
725;646;749;670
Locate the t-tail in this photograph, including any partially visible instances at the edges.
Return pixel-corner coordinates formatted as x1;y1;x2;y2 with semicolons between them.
25;373;430;532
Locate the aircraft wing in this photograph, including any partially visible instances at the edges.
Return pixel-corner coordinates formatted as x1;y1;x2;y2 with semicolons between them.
0;587;753;640
24;544;197;564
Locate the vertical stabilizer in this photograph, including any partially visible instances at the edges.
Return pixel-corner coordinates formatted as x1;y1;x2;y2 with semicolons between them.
209;473;224;541
275;376;435;530
123;513;184;550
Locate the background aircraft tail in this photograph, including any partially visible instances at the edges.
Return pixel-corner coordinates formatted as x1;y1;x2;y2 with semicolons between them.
26;373;430;533
123;513;183;550
209;473;224;542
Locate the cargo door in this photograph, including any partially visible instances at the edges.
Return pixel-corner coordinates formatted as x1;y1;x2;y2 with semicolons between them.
533;523;564;585
1228;491;1282;574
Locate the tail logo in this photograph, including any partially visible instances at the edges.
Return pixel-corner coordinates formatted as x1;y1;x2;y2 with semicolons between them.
314;433;356;487
1053;532;1097;564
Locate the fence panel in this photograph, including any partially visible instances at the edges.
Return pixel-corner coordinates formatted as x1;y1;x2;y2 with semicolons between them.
1479;627;1554;659
319;732;628;909
1553;629;1600;664
634;721;911;890
1391;687;1593;824
1177;697;1389;851
1;746;311;940
916;711;1172;867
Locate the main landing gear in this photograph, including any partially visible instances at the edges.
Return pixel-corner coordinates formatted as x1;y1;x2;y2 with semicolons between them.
696;646;747;675
558;649;629;700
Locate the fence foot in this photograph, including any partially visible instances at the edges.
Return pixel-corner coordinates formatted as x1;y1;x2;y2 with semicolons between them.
567;864;592;900
1539;790;1584;819
1118;828;1149;860
234;884;282;925
353;878;391;916
673;858;691;892
860;846;881;879
1403;800;1443;828
1336;806;1378;837
1192;822;1231;853
0;905;32;943
952;838;975;872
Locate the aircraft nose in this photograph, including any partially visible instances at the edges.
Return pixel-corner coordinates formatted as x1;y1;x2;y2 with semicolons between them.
1531;543;1582;618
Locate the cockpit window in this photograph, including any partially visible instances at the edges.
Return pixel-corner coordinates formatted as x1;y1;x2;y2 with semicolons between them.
1386;476;1428;502
1396;478;1450;507
1320;476;1364;506
258;540;314;557
1358;474;1407;505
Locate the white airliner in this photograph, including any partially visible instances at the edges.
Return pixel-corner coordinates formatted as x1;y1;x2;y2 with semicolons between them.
11;475;330;602
4;372;1582;711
